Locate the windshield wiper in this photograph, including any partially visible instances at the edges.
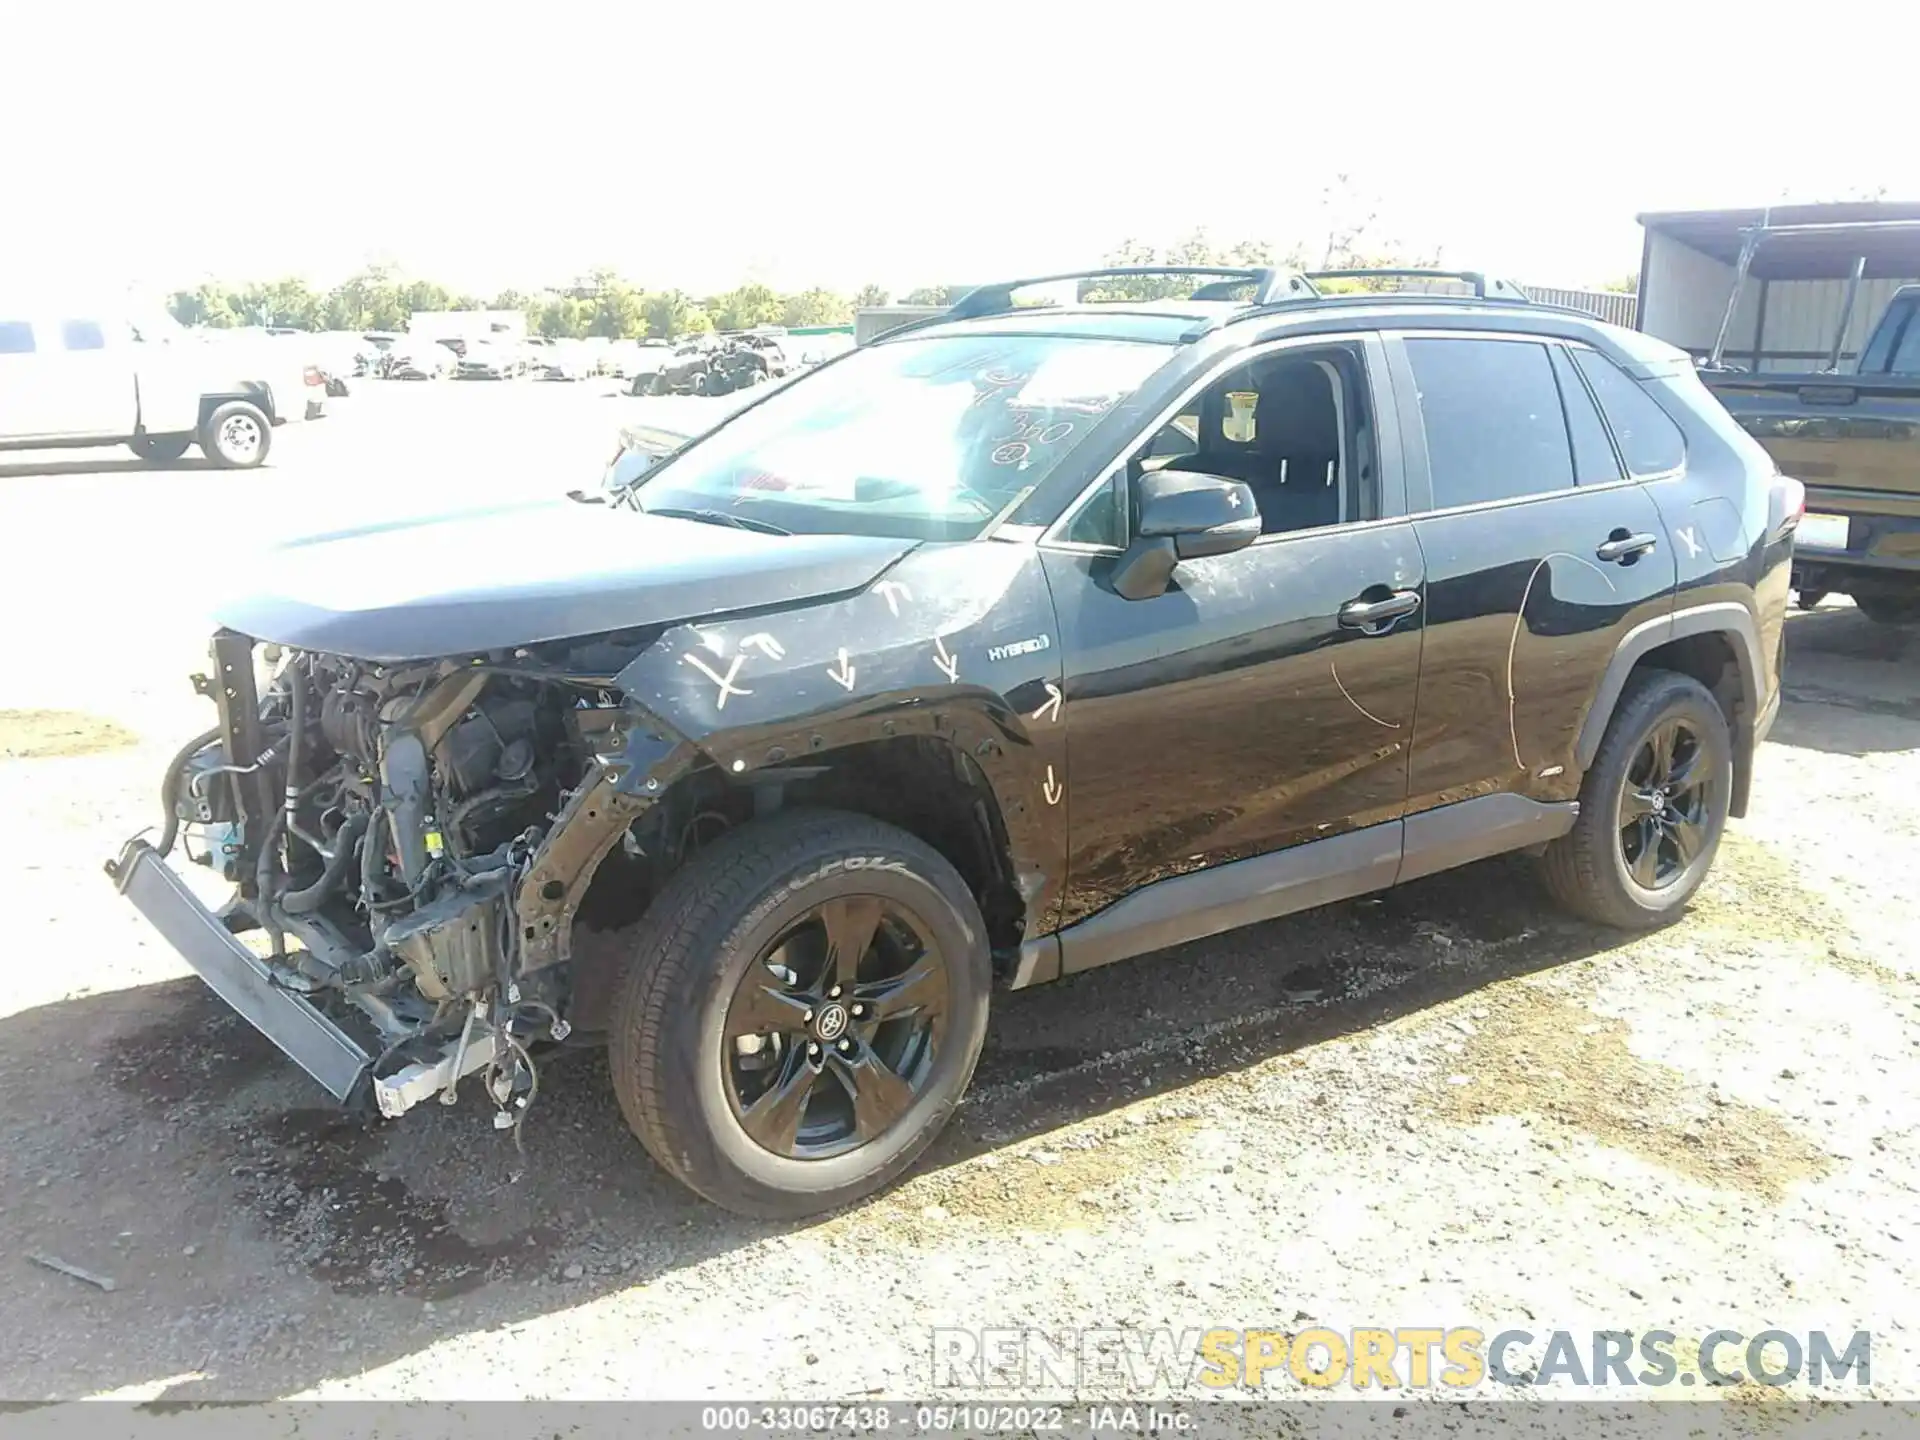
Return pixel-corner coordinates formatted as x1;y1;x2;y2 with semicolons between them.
641;505;792;536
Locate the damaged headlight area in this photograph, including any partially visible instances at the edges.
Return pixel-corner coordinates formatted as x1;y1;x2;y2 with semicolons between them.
109;629;692;1137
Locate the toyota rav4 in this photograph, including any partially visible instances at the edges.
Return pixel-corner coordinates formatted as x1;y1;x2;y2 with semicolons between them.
108;266;1800;1217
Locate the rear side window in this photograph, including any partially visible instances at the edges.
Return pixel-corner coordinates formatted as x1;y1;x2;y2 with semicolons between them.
1859;300;1916;373
1406;337;1573;507
1549;347;1623;484
62;320;106;351
0;321;34;355
1572;348;1686;476
1891;314;1920;375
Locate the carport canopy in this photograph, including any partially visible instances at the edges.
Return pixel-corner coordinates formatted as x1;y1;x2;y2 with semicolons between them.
1638;202;1920;280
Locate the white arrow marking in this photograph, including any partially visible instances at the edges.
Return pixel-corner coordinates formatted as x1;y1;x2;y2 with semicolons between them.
1043;765;1063;806
827;649;857;691
682;652;752;709
932;636;960;683
1031;682;1063;724
875;580;912;617
740;632;786;661
1677;526;1702;559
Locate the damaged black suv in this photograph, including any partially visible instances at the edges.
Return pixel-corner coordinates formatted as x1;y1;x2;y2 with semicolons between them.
110;267;1800;1218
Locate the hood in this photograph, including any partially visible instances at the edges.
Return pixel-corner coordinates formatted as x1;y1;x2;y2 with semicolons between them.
211;499;917;662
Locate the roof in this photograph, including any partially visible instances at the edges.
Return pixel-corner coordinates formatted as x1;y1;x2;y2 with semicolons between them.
1638;201;1920;279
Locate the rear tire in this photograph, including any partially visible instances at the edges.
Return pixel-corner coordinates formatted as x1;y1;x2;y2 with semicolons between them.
1855;593;1920;626
198;401;272;469
609;809;991;1219
1539;669;1732;929
129;433;192;464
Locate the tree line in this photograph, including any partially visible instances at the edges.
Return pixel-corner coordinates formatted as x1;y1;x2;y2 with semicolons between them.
165;214;1504;341
166;267;956;341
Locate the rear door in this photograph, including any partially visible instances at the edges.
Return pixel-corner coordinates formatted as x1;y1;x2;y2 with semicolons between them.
1386;332;1676;840
40;316;138;437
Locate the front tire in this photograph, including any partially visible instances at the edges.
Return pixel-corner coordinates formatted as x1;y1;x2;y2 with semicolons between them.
1539;669;1732;929
199;401;272;469
129;433;192;464
609;809;991;1219
1855;593;1920;626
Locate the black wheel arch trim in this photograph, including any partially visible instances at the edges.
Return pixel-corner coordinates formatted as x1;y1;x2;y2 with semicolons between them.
1575;601;1765;819
512;685;1057;979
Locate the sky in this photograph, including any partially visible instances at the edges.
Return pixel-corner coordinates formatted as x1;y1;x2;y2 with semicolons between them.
4;0;1916;303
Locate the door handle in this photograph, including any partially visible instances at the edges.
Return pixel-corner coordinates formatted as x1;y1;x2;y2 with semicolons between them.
1338;589;1421;632
1596;531;1658;563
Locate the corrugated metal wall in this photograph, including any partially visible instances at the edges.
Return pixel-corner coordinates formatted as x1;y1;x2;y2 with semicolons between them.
1522;285;1637;327
1383;278;1638;326
1638;231;1920;371
1755;277;1913;368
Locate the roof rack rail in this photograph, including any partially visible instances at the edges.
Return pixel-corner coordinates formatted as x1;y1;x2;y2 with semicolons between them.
944;266;1317;320
1299;268;1532;301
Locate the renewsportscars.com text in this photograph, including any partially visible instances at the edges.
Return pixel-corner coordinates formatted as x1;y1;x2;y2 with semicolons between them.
932;1326;1872;1391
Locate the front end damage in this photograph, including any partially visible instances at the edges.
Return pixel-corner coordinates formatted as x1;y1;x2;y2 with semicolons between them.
107;629;704;1131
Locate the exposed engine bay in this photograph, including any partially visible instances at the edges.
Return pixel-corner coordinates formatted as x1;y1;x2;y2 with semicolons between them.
147;630;699;1135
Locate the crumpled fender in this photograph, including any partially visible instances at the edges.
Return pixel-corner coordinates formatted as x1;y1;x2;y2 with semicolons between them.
513;542;1070;973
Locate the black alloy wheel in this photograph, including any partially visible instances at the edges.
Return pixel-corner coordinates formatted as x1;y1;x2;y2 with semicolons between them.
1539;668;1732;929
1617;717;1712;890
724;896;948;1159
609;809;990;1217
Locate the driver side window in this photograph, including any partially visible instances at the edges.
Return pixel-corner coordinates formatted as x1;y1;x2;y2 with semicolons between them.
1056;343;1378;548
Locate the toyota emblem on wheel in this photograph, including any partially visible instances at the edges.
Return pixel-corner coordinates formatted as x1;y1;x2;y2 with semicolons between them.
813;1003;849;1041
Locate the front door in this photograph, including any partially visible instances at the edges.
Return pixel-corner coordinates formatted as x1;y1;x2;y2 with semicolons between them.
1385;333;1678;826
1039;337;1424;931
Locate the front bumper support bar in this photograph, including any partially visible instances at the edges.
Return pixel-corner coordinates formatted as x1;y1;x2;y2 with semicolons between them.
107;838;372;1103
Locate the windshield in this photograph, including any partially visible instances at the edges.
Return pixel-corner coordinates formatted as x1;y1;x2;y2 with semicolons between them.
633;332;1172;540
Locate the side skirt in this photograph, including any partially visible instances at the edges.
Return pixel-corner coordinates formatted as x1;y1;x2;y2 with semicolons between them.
1009;794;1577;989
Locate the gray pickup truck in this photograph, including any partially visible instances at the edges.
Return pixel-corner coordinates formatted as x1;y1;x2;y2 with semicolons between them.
1702;284;1920;625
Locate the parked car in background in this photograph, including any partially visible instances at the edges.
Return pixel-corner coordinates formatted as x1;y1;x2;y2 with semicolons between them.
457;340;522;380
705;339;775;395
542;340;596;382
640;341;717;395
386;342;454;380
606;340;649;381
617;340;671;389
0;302;322;467
1703;280;1920;625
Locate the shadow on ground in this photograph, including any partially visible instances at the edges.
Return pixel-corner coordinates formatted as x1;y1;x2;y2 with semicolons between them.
0;852;1625;1402
1773;605;1920;755
0;456;221;481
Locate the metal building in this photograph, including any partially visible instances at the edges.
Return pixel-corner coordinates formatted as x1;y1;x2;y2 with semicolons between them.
1637;202;1920;371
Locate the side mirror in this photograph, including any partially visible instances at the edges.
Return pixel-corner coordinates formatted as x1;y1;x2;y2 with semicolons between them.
1111;470;1261;600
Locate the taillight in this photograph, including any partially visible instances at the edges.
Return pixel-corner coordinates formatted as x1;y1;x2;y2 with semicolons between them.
1772;473;1806;532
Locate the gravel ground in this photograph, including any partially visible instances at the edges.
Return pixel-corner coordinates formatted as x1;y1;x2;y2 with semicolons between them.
0;380;1916;1414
